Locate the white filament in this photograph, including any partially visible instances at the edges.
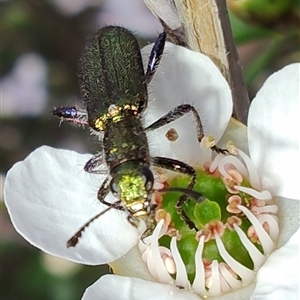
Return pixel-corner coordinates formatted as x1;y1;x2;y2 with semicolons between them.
218;156;249;179
237;205;275;254
192;236;208;296
234;186;272;201
214;232;255;285
170;237;190;289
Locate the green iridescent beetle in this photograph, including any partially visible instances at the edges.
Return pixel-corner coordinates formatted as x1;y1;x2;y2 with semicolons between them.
54;26;225;247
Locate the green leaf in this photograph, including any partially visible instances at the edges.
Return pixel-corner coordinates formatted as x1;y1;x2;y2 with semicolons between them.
229;11;275;44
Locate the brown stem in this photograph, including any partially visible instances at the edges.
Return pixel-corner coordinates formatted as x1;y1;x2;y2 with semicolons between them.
174;0;250;124
145;0;250;124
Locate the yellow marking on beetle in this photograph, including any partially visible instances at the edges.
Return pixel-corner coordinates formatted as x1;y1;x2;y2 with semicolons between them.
109;147;118;154
133;210;148;217
126;201;144;212
112;115;123;123
93;103;140;130
108;104;121;117
94;118;105;131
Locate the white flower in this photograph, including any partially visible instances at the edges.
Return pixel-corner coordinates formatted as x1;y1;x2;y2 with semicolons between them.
4;43;299;299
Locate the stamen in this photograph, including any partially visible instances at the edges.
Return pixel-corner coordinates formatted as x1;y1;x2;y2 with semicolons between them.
257;215;279;241
141;246;151;261
162;252;176;274
153;172;169;191
227;169;244;183
137;138;279;298
205;220;226;238
203;258;212;278
226;196;242;214
207;260;221;295
252;205;278;214
153;193;163;205
250;198;266;207
237;205;275;254
236;148;261;190
247;226;260;244
209;154;223;173
204;161;221;177
155;209;172;227
196;228;212;242
226;216;242;230
202;135;216;148
140;235;152;247
222;169;244;194
146;249;156;277
218;263;242;290
218;156;248;179
170;237;190;289
150;219;174;283
214;232;255;285
153;181;164;191
219;271;232;293
192;236;208;296
234;186;272;201
226;141;239;155
233;224;265;270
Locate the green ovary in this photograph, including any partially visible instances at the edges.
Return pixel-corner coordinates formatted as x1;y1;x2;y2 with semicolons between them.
159;169;256;283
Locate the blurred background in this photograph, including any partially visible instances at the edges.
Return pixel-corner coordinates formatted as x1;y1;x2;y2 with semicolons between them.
1;0;299;299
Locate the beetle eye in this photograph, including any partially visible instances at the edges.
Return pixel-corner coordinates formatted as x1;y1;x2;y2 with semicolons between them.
141;167;154;191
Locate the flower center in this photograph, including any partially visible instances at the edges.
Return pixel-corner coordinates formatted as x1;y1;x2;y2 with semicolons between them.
139;144;279;297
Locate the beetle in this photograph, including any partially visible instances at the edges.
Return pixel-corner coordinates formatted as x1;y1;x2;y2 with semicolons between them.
54;26;226;247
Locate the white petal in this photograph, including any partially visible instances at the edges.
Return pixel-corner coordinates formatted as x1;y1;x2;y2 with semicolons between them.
110;245;155;281
144;0;181;30
275;196;300;248
4;146;138;265
82;275;200;300
251;228;300;300
248;63;300;200
142;43;232;166
218;118;249;155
